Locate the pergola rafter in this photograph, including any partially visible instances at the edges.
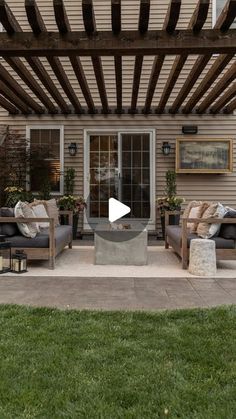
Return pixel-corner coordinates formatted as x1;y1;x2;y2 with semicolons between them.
0;0;234;115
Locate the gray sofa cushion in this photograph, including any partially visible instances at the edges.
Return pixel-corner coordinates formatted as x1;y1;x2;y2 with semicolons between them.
219;209;236;240
0;207;19;237
6;225;72;249
166;225;235;249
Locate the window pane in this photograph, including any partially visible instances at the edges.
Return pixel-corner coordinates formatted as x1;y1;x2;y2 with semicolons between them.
30;129;61;192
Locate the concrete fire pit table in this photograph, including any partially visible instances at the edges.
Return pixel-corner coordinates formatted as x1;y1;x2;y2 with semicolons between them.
94;223;148;265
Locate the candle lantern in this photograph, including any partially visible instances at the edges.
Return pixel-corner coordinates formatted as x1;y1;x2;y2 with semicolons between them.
11;250;28;274
0;235;11;274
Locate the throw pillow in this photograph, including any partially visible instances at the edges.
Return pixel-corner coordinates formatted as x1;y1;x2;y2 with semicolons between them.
44;199;60;227
183;200;202;219
219;209;236;239
197;203;227;239
187;206;202;233
0;207;19;237
14;201;39;238
31;204;49;229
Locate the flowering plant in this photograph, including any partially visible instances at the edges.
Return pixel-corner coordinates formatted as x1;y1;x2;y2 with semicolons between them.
157;196;185;216
58;195;87;214
4;186;34;207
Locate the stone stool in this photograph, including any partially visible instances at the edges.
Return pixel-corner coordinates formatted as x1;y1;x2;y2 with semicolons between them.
188;239;216;277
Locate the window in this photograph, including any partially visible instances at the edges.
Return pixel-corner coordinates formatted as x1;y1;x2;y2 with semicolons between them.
27;126;64;194
213;0;236;27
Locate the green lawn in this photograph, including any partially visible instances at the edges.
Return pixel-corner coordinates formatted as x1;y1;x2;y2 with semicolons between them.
0;306;235;418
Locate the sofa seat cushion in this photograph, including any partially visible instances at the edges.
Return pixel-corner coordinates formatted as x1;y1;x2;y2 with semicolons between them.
166;225;235;249
6;225;72;249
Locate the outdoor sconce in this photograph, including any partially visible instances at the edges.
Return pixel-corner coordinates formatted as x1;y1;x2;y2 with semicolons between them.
162;141;171;156
68;142;77;156
0;235;11;274
11;250;28;274
182;125;198;135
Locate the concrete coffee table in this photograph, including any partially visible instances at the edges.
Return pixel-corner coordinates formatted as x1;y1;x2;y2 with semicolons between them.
95;223;148;265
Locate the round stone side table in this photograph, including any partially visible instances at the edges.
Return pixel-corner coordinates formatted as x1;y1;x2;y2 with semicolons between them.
188;239;217;277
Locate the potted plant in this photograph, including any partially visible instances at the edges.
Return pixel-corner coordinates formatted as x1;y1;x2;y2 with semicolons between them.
58;195;87;239
4;186;34;207
157;170;184;238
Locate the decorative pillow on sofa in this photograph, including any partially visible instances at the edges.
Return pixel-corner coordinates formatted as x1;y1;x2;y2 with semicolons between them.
14;201;39;238
183;201;211;233
219;208;236;239
187;206;202;233
30;199;59;227
183;201;202;219
31;204;49;229
197;203;227;239
0;207;19;237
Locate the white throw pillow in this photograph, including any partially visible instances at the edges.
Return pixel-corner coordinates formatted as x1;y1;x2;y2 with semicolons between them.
32;204;49;229
14;201;39;238
197;203;227;239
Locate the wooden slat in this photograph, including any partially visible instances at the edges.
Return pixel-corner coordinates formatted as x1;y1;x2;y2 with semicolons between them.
53;0;95;113
0;94;19;114
114;55;122;113
82;0;109;114
0;81;31;114
210;83;236;113
143;0;181;113
26;0;82;114
53;0;70;34
223;97;236;113
0;62;43;113
0;0;69;113
0;30;235;57
170;0;236;113
82;0;95;34
139;0;150;34
183;54;234;113
156;0;209;114
5;57;57;113
111;0;121;34
197;61;236;113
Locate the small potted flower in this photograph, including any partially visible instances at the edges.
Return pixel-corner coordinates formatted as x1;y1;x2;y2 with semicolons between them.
58;195;87;239
157;170;185;238
4;187;34;207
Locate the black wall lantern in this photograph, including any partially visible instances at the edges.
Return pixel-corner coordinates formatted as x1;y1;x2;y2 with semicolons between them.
182;125;198;135
68;142;77;156
162;141;171;156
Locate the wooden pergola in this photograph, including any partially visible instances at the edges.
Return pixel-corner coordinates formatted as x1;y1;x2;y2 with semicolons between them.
0;0;235;115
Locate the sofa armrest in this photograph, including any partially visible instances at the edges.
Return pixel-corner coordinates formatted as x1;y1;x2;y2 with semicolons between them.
58;210;73;226
182;217;236;224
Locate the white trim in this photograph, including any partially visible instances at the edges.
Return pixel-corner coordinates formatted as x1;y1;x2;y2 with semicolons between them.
84;128;156;230
212;0;217;27
26;124;64;195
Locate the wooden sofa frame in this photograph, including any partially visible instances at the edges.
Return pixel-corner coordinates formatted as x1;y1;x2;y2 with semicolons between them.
165;211;236;269
0;210;73;269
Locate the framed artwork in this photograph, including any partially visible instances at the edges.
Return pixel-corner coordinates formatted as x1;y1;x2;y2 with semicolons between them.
176;138;233;174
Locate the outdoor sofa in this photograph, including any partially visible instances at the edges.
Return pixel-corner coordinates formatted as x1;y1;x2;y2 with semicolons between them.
165;210;236;269
0;208;73;269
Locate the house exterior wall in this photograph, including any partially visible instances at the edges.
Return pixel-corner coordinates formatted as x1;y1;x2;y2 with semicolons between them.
0;1;235;233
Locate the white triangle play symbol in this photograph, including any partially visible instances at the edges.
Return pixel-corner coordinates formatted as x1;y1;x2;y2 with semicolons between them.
109;198;131;223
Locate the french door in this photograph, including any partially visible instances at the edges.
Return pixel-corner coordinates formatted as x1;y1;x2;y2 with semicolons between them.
84;130;155;229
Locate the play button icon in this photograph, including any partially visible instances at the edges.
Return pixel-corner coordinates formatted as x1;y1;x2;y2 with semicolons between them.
109;198;131;223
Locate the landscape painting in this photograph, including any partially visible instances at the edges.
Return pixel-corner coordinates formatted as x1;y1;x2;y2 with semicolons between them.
176;139;233;173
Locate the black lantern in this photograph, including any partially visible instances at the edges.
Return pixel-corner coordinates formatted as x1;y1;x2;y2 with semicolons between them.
0;235;11;274
11;250;28;274
68;142;77;156
162;141;171;156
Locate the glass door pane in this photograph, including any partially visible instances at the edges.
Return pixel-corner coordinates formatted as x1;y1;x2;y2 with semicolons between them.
89;134;118;218
121;133;150;218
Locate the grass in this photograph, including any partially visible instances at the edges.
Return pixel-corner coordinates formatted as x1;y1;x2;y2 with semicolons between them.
0;306;235;418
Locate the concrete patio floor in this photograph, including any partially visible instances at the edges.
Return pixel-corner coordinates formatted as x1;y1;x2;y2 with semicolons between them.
0;245;235;310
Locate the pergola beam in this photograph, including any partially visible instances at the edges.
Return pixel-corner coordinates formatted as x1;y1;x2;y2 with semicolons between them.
198;62;236;113
0;94;19;114
26;0;82;114
210;83;236;114
139;0;150;34
156;0;209;114
223;97;236;113
53;0;95;113
82;0;109;113
0;81;31;114
114;55;122;113
112;0;121;34
183;54;234;113
143;0;181;113
170;0;236;113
